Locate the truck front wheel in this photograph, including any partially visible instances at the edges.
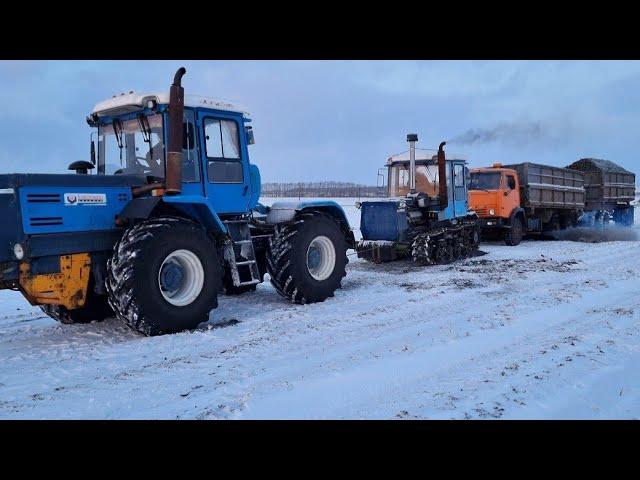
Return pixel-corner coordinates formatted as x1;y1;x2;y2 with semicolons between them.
267;212;348;304
106;217;221;336
505;217;524;246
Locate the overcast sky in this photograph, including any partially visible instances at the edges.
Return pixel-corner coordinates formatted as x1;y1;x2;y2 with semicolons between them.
0;60;638;184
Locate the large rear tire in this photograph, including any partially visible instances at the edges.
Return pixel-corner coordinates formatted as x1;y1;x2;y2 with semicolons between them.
106;217;221;336
267;212;348;304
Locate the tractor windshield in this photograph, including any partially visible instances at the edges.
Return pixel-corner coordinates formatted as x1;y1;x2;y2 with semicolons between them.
97;113;165;179
388;163;439;197
469;171;501;191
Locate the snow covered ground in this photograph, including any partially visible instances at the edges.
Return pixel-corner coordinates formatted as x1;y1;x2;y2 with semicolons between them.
0;198;639;419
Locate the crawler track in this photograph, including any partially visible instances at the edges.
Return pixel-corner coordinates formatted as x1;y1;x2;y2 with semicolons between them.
411;221;480;265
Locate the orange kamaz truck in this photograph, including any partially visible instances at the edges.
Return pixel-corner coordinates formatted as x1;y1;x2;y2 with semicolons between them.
468;163;585;245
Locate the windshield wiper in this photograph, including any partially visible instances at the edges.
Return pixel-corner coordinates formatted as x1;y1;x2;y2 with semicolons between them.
112;119;124;165
137;114;153;160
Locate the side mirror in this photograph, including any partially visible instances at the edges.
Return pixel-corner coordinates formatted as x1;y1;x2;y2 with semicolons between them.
90;140;96;165
69;160;95;175
377;168;386;188
245;126;255;145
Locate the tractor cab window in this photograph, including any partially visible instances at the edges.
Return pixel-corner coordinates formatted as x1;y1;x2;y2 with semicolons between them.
388;162;439;197
182;110;200;183
204;118;243;183
97;113;165;179
454;164;465;187
469;171;501;191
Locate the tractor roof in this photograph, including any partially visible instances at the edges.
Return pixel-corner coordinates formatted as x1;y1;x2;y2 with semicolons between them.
92;91;250;118
386;149;467;165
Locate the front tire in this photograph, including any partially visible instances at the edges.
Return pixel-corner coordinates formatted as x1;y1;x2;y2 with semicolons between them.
267;212;348;304
505;217;523;246
106;217;221;336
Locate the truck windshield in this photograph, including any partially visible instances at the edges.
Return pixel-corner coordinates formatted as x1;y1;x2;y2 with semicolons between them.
97;113;165;179
469;172;501;190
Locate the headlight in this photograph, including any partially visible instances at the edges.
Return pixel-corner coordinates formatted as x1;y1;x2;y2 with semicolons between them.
489;209;495;216
13;243;24;260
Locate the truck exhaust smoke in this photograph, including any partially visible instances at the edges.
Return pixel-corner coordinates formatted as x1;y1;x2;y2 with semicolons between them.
448;121;547;146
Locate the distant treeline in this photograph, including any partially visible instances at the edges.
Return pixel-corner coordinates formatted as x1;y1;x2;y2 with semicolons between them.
262;181;386;198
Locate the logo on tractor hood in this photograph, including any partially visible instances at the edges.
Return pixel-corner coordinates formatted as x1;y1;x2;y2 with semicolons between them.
64;193;107;206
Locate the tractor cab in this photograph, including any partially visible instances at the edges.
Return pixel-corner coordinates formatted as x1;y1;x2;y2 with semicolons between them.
383;148;470;219
87;90;260;215
1;67;355;336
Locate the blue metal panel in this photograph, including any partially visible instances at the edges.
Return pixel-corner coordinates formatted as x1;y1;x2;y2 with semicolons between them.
19;185;131;235
162;194;227;233
360;201;407;241
248;164;261;210
195;108;252;215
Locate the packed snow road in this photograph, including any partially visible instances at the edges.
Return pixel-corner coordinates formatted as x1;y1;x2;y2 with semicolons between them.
0;199;639;419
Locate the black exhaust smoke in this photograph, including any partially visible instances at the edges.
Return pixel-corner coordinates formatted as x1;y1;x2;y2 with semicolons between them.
165;67;186;195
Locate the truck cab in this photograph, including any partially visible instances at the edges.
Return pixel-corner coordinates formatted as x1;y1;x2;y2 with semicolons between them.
469;164;525;245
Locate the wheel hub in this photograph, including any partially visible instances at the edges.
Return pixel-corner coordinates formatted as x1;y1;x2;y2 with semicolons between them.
160;261;184;292
306;236;336;281
157;249;205;307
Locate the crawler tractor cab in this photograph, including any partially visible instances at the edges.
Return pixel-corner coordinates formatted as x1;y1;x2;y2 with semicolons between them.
356;134;480;265
0;68;355;336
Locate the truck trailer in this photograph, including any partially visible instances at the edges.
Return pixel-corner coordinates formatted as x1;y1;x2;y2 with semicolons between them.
566;158;635;226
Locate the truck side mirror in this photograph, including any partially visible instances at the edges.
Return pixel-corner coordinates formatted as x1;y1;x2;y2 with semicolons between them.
245;126;255;145
507;177;516;190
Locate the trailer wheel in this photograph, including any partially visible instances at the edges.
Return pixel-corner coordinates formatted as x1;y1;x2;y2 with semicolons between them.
40;291;112;325
106;217;221;336
267;211;347;304
505;217;523;246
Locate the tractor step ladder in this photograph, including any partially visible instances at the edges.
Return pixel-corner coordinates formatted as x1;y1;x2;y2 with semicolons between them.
224;219;261;287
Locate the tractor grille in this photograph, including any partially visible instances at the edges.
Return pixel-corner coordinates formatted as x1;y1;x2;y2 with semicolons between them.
26;193;61;203
29;216;63;227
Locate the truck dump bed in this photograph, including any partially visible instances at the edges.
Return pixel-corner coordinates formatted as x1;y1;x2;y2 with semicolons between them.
566;158;635;211
502;163;585;210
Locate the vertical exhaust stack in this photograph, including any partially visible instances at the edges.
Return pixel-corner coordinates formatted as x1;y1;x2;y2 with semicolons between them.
438;141;448;209
165;67;187;196
407;133;418;194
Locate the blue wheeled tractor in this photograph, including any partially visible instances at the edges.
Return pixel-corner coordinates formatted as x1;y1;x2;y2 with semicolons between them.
0;68;355;335
356;134;480;265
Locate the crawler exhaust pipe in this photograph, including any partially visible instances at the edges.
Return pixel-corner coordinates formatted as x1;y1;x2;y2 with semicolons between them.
165;67;186;195
438;141;448;209
407;133;418;194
